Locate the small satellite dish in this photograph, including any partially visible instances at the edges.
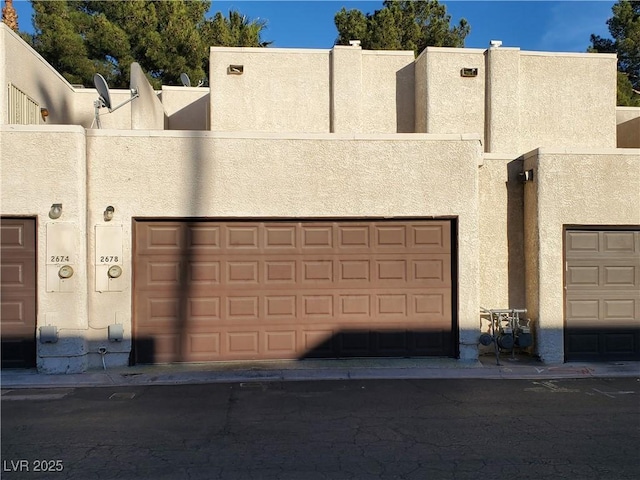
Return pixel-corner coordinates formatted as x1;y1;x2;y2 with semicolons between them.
92;74;139;129
180;72;204;87
94;73;112;110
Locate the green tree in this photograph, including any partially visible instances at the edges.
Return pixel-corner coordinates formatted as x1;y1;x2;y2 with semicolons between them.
334;0;470;55
589;0;640;106
26;1;269;89
202;10;271;48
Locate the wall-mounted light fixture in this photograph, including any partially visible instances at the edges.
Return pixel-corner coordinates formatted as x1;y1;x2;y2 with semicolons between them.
40;108;49;122
227;65;244;75
49;203;62;219
104;206;115;222
460;68;478;78
519;170;534;183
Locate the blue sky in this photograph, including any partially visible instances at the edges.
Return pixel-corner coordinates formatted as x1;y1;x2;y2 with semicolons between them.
10;1;615;52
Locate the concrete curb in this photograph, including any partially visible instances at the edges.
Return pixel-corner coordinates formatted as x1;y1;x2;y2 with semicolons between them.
2;358;639;390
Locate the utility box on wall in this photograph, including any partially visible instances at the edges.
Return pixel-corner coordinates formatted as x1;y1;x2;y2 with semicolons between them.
46;223;77;292
95;225;125;292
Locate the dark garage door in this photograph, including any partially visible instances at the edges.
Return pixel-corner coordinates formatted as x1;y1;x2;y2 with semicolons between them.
1;218;37;368
133;220;454;363
565;229;640;361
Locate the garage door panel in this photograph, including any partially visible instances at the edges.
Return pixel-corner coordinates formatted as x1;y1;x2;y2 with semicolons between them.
602;231;637;253
603;332;637;354
134;220;454;363
339;294;370;317
226;296;260;319
411;223;451;252
1;299;36;330
226;261;259;284
301;225;335;250
302;260;334;283
136;333;181;364
567;296;639;326
136;295;180;327
411;256;451;286
226;331;260;356
184;332;221;361
566;331;599;355
1;220;36;254
566;329;638;357
375;225;406;248
264;225;298;250
338;225;371;249
187;224;221;252
603;265;637;287
603;298;636;321
265;295;297;320
265;260;297;283
135;257;182;290
188;297;222;321
264;330;297;355
566;231;600;255
565;229;640;361
189;260;221;286
302;329;334;353
566;260;639;291
136;223;183;255
1;218;36;368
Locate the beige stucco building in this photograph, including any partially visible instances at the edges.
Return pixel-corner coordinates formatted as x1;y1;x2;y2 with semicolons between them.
1;24;639;373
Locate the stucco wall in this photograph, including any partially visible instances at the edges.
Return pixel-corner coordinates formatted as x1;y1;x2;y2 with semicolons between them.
361;51;415;133
2;24;76;125
0;125;89;373
162;86;210;131
1;25;132;129
478;154;526;310
485;47;520;153
72;88;133;130
415;47;486;137
209;47;330;133
523;148;640;363
519;52;617;152
616;107;640;148
85;131;483;365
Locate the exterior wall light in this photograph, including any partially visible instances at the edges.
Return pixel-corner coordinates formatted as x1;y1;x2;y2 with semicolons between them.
104;206;115;222
519;170;534;183
49;203;63;219
40;108;49;122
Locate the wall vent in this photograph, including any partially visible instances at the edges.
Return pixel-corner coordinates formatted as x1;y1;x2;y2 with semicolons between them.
227;65;244;75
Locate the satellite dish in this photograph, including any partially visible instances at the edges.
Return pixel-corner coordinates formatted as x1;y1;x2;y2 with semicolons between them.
92;74;139;129
180;72;204;87
94;73;112;110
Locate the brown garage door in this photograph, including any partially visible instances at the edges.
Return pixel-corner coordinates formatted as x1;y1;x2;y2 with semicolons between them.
133;220;454;363
1;218;37;368
565;229;640;361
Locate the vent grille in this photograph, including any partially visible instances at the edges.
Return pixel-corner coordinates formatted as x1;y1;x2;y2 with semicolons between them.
7;83;40;125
